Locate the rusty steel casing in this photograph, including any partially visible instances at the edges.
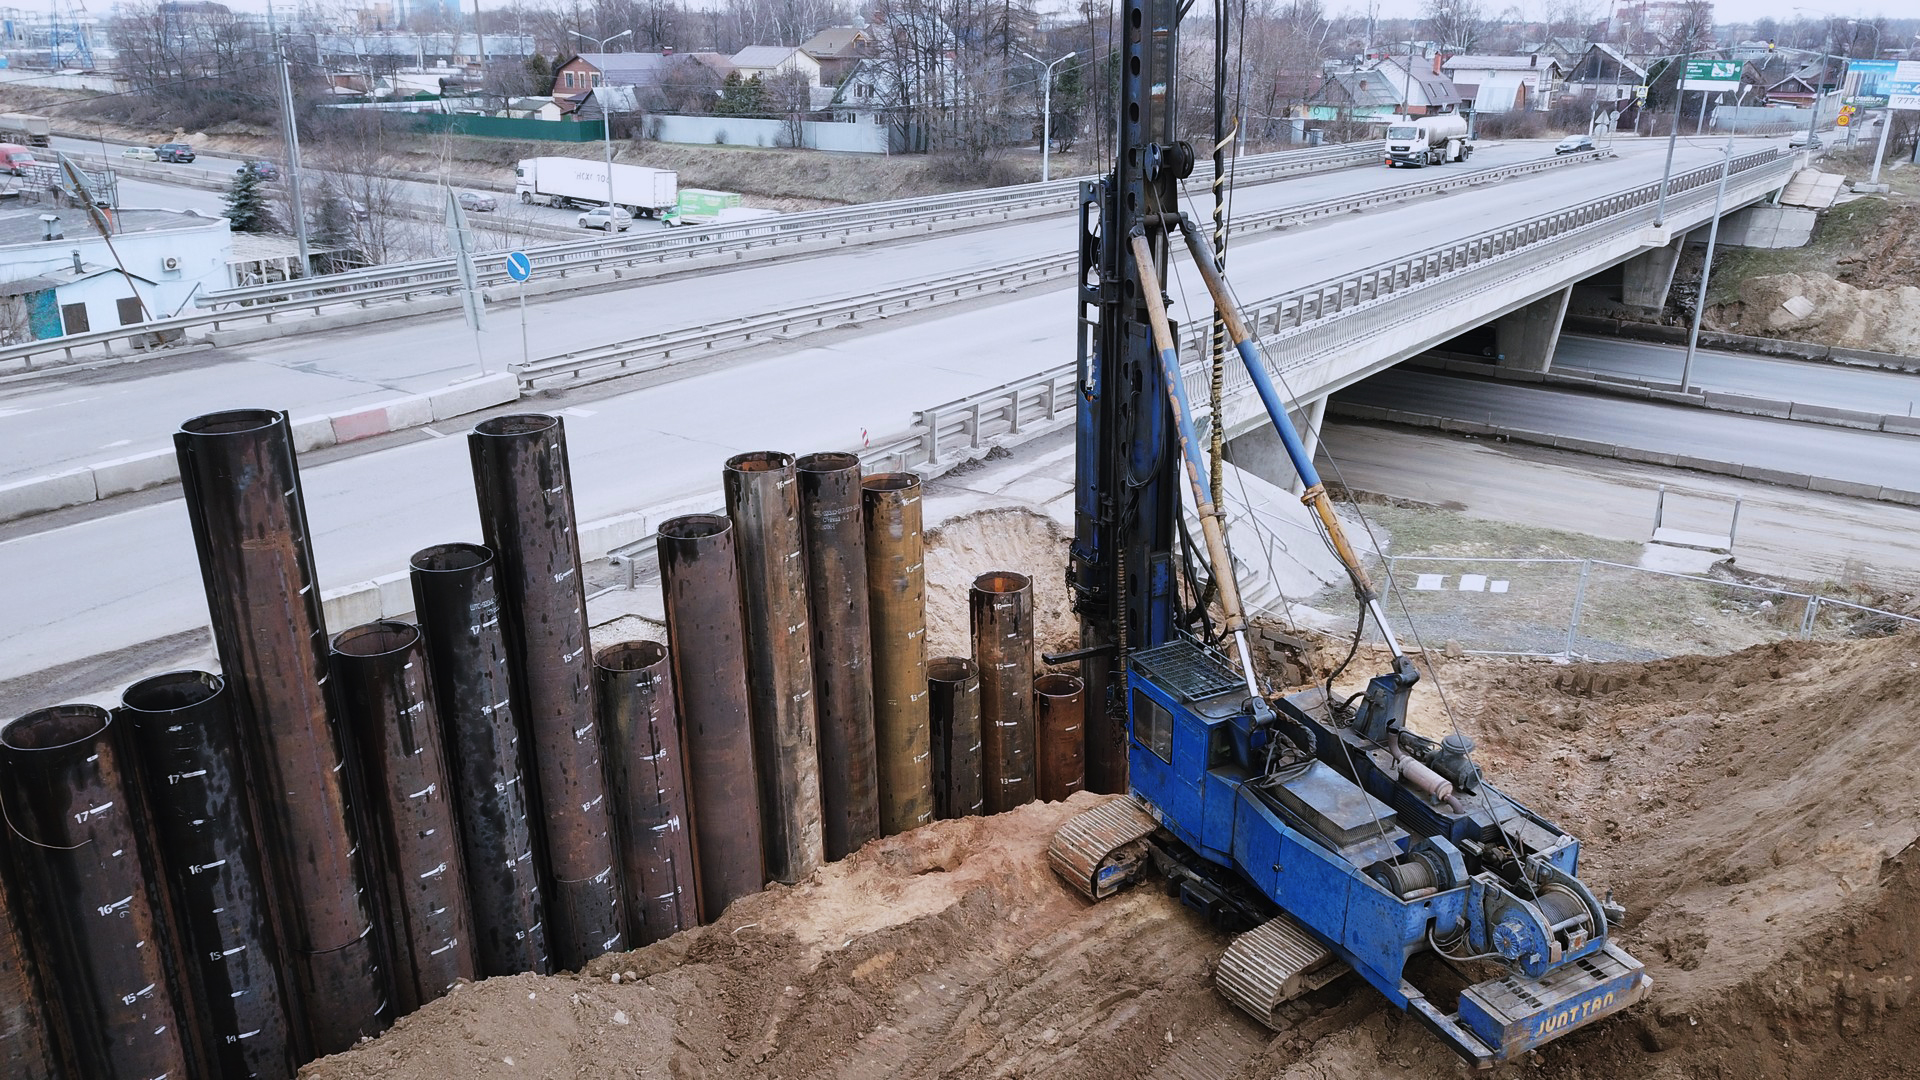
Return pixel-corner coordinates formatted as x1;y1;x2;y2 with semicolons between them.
595;642;700;945
657;514;765;923
724;451;826;884
331;622;479;1015
469;414;623;970
1034;674;1088;803
863;473;933;835
0;837;55;1080
173;408;387;1054
119;671;298;1080
0;705;198;1080
409;543;550;978
796;452;879;861
926;658;983;820
971;571;1037;813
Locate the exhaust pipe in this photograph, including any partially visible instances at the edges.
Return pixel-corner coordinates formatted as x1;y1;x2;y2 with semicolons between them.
862;474;933;836
408;543;550;977
469;414;623;969
118;671;297;1080
331;621;479;1015
926;657;983;819
0;704;197;1079
174;408;387;1053
1033;674;1087;803
971;572;1036;813
795;452;879;862
657;514;764;922
595;642;700;945
724;451;825;884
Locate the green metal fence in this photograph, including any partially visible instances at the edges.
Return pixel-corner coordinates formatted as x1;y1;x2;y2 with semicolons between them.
382;113;607;141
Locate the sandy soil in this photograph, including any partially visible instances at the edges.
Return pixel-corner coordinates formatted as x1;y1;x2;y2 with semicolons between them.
299;630;1920;1080
1728;271;1920;355
924;509;1077;664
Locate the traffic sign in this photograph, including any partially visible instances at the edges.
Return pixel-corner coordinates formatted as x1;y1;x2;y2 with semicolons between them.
1682;59;1741;92
504;251;532;282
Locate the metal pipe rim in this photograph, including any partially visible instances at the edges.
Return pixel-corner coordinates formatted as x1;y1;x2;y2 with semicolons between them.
658;514;731;540
594;640;668;673
118;670;224;715
331;620;422;658
862;473;920;493
796;451;861;474
410;542;495;575
927;656;979;684
179;408;285;437
972;570;1032;595
472;413;559;439
2;702;111;753
1034;673;1085;698
725;450;795;473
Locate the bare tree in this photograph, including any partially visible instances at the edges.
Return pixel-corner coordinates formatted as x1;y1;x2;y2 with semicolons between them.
767;68;813;146
1421;0;1485;52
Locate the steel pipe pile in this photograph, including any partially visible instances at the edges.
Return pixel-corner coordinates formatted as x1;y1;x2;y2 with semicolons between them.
331;621;479;1014
657;514;764;922
595;642;700;945
724;451;826;883
408;543;550;977
926;658;983;820
0;705;198;1080
796;452;879;862
862;473;934;836
971;572;1037;813
173;408;387;1053
1033;674;1088;804
469;414;623;969
0;841;55;1079
119;671;297;1080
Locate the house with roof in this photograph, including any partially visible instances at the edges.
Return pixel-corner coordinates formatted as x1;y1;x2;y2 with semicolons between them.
730;46;821;87
800;26;872;85
1306;56;1461;122
1441;53;1563;112
1563;42;1648;101
0;207;231;341
551;52;680;113
1764;59;1838;107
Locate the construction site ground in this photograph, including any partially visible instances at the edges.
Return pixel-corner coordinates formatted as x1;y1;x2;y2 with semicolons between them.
301;621;1920;1079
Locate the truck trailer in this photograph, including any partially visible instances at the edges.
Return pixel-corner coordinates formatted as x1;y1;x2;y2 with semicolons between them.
1384;113;1471;166
514;157;678;218
0;113;53;147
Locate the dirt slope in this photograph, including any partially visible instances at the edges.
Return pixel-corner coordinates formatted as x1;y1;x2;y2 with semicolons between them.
301;633;1920;1080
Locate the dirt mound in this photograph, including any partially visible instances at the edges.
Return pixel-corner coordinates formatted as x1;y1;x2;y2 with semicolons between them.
300;634;1920;1080
924;508;1077;663
1722;271;1920;355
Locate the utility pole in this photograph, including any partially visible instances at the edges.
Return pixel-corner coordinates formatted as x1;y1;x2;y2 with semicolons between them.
570;29;632;213
278;38;311;275
1681;138;1734;394
1654;45;1691;227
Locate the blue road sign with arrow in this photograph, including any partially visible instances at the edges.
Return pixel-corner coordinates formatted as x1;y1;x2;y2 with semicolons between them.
504;251;532;282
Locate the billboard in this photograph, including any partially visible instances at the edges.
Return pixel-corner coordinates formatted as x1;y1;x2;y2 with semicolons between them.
1888;60;1920;112
1682;59;1742;91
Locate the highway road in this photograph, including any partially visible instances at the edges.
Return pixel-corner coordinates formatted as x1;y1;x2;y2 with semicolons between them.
0;137;1765;486
0;135;1794;684
1334;368;1916;490
1552;334;1920;417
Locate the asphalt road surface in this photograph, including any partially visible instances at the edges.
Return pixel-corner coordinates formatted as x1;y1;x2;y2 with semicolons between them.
1336;368;1916;491
1553;334;1920;416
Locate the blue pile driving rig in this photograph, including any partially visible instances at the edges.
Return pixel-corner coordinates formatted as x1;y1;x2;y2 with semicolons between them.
1044;0;1649;1065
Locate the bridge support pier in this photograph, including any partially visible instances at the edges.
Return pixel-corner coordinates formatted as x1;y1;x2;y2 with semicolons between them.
1621;235;1686;317
1493;286;1572;374
1225;397;1325;495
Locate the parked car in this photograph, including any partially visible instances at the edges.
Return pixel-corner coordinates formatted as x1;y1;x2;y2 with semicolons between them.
155;142;196;163
1554;134;1595;154
121;145;158;162
577;205;633;232
0;143;38;173
237;160;280;180
1790;133;1822;150
457;190;497;212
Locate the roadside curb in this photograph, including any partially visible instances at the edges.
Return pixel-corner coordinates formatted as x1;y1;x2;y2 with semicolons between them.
1409;355;1920;436
1326;399;1920;507
0;372;520;524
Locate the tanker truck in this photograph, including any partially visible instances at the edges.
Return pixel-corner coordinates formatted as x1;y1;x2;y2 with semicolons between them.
1383;112;1471;166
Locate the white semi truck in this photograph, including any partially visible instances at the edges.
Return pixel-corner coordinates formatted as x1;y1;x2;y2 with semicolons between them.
1383;113;1472;167
514;157;678;218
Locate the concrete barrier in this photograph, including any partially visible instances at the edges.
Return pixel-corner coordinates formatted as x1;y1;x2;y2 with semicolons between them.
1701;391;1792;419
1807;476;1885;499
90;449;177;498
1881;414;1920;436
430;373;519;422
1787;401;1883;431
1736;465;1813;488
0;469;96;520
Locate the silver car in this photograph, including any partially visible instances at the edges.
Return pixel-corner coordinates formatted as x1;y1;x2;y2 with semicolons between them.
577;205;633;232
457;190;497;212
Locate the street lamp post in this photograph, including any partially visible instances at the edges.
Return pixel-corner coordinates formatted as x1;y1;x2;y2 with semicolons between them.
570;29;632;214
1654;44;1691;227
1022;50;1077;183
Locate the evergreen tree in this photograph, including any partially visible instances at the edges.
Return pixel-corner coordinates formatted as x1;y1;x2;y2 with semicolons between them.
224;164;278;233
524;53;555;95
311;183;361;270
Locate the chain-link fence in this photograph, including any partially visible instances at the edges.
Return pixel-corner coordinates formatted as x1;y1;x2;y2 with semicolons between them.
1302;556;1918;662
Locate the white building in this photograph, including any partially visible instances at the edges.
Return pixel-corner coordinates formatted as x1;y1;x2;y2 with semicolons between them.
1441;54;1564;112
0;207;231;340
